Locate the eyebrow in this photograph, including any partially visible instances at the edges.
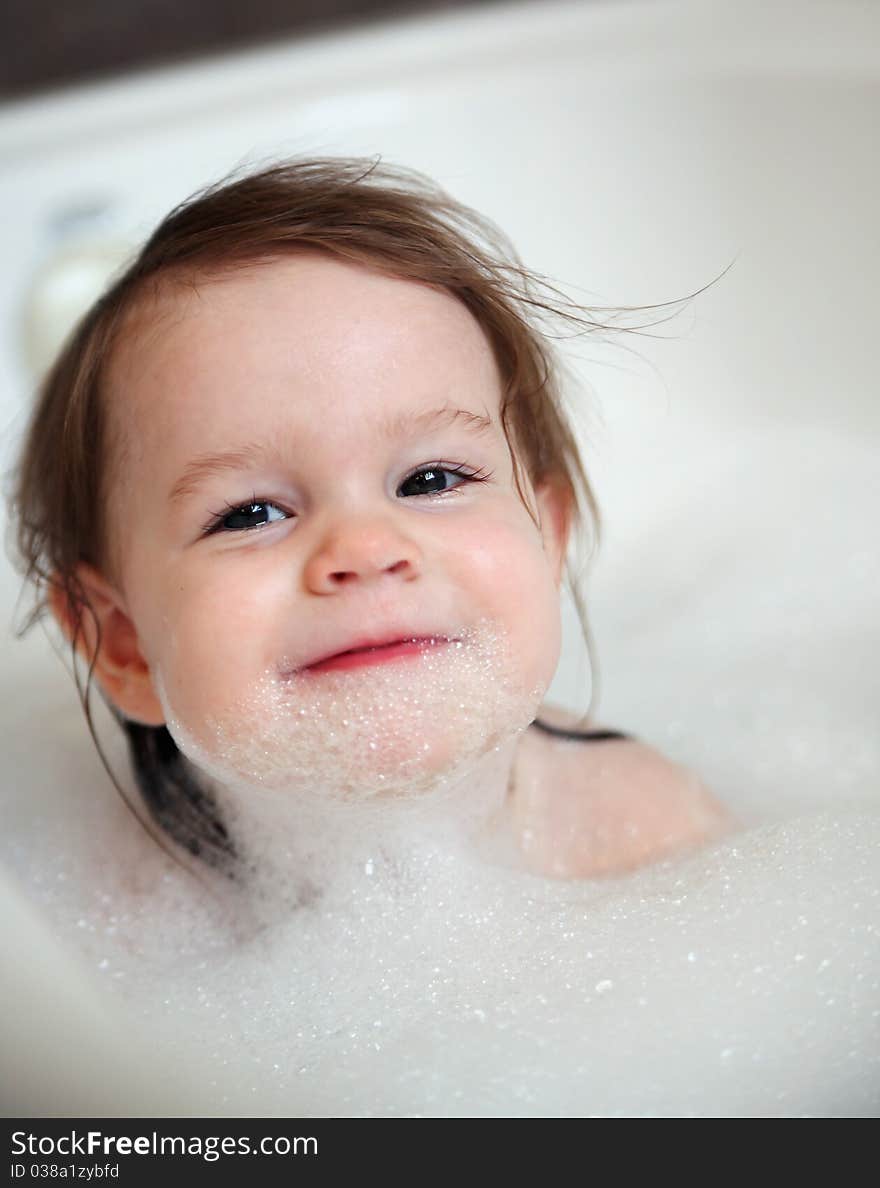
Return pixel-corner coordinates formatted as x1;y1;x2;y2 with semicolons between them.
167;404;496;505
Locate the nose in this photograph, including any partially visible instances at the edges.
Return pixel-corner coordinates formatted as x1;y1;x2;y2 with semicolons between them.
302;513;423;594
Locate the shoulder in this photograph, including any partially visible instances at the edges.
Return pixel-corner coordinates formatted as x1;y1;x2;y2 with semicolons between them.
515;702;734;878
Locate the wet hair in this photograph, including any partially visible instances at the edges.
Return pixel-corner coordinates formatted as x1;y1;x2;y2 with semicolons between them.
4;154;703;871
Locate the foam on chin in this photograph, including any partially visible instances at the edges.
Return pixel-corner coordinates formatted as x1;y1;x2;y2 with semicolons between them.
154;615;543;805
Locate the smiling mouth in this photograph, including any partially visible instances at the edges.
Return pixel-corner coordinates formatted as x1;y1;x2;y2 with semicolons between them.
303;637;453;675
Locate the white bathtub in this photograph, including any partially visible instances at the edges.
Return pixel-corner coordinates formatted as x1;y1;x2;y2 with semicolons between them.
1;0;878;1116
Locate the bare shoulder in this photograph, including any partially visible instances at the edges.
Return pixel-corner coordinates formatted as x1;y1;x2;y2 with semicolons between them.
514;702;735;879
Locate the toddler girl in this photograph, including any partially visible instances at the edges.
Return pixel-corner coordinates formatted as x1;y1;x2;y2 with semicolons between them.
8;156;730;907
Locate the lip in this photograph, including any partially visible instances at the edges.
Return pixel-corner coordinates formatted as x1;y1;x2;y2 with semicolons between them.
301;634;454;675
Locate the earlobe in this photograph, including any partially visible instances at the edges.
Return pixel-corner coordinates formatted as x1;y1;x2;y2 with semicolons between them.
48;562;167;727
534;478;573;587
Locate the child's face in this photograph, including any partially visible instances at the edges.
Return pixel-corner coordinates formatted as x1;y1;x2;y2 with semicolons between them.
90;254;571;793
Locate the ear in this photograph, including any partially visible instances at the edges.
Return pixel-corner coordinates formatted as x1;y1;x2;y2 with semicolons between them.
48;562;166;727
533;477;573;587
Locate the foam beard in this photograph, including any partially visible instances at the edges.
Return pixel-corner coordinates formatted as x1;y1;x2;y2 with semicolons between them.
154;616;543;802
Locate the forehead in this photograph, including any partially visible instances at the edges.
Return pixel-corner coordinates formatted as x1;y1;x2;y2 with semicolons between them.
105;253;503;453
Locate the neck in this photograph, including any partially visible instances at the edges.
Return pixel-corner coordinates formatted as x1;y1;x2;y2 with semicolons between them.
203;731;525;917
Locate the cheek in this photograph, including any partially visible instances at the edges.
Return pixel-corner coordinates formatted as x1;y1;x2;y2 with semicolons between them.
447;517;563;687
139;564;283;718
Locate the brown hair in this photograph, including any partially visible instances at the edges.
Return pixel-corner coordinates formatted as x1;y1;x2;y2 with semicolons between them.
4;154;703;870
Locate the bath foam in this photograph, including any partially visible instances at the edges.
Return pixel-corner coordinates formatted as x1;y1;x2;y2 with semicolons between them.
5;645;880;1115
49;804;880;1118
155;615;542;801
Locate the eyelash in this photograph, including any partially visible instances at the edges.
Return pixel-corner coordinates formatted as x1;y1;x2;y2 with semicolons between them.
200;462;493;536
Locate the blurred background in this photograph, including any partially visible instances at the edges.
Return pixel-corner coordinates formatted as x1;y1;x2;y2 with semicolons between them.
1;0;505;99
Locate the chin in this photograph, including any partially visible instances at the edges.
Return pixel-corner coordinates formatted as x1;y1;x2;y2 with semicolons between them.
170;641;542;799
350;707;529;798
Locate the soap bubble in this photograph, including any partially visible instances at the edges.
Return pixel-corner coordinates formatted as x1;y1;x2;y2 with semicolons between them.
156;615;543;802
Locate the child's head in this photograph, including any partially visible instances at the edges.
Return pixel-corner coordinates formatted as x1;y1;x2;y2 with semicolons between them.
7;156;603;861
